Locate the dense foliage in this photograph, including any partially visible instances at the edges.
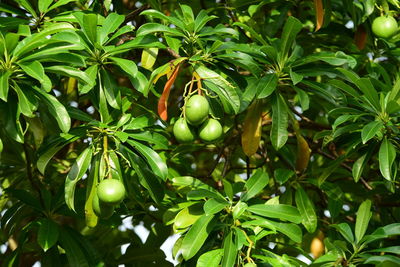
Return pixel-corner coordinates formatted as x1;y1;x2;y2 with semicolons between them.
1;0;400;266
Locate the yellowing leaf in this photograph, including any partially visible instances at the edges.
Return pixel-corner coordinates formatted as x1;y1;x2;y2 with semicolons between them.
295;133;311;172
241;100;263;157
66;77;77;95
141;48;158;70
314;0;324;31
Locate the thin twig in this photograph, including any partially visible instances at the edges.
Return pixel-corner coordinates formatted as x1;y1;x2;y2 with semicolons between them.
316;148;373;190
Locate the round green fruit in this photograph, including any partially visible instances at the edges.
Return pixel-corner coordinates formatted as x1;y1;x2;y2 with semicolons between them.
372;16;398;38
173;118;195;143
184;95;209;125
199;119;223;142
92;194;114;219
97;179;126;205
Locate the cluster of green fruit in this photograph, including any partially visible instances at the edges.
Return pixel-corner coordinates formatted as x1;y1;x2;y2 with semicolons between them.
372;15;398;38
173;95;223;143
92;179;126;219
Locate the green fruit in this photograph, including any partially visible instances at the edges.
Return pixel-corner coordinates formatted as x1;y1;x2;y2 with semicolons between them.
97;179;126;205
173;118;195;143
199;119;223;142
184;95;209;125
372;16;398;38
92;194;114;219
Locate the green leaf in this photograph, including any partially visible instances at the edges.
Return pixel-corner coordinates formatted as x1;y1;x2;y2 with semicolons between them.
119;145;164;204
194;64;240;114
194;10;217;33
13;83;38;117
64;147;93;211
203;198;229;215
104;35;165;55
196;249;222;267
15;0;37;17
127;139;168;180
248;204;301;223
38;0;53;13
279;16;302;64
140;9;186;30
110;57;138;77
221;231;237;267
352;152;369;183
295;187;317;233
18;61;52;92
181;213;215;260
99;13;124;45
379;137;396;181
0;71;11;101
58;228;90;267
241;169;269;201
361;121;384;144
100;69;120;109
355;200;372;244
332;223;354;244
78;65;98;94
32;87;71;133
136;23;185;37
45;65;93;86
79;13;98;44
364;255;400;265
271;94;288;150
267;220;303;243
1;96;24;142
47;0;75;12
256;73;278;99
38;219;59;252
13;23;74;57
232;201;248;220
274;168;295;185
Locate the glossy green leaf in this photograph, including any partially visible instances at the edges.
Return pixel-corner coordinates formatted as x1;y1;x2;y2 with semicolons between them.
221;231;237;267
295;186;317;233
355;199;372;244
361;121;384;144
45;65;93;85
256;73;278;99
18;61;52;91
13;23;74;56
65;147;93;211
119;145;164;204
378;137;396;181
99;13;124;44
203;198;229;215
38;219;59;251
58;228;90;267
279;16;302;64
332;223;354;244
110;57;138;77
38;0;52;13
248;204;301;223
0;71;11;101
267;220;303;243
196;249;222;267
181;214;215;260
271;94;288;150
136;23;186;37
241;169;269;201
127;139;168;180
32;87;71;133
